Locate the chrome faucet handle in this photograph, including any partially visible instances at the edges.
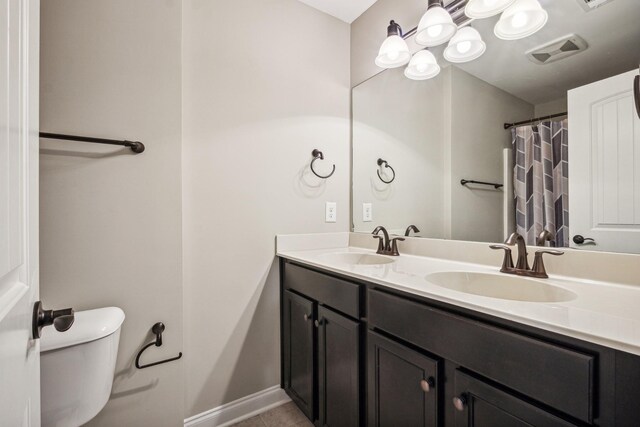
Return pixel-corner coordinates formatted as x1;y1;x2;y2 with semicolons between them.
490;244;514;272
531;249;564;278
390;237;405;256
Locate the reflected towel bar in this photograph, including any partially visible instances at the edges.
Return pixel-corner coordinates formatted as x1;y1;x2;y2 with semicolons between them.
461;179;503;189
40;132;145;154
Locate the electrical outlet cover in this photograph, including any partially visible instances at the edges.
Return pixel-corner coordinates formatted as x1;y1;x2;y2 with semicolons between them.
363;203;373;222
325;202;337;223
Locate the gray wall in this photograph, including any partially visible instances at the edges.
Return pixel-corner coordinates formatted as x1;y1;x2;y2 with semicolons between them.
40;1;183;426
447;67;534;242
182;0;350;417
352;67;445;236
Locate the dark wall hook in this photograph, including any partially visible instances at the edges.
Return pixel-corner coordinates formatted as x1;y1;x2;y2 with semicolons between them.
135;322;183;369
377;158;396;184
310;149;336;179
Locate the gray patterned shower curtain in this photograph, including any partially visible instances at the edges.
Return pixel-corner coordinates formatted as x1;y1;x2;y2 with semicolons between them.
511;119;569;247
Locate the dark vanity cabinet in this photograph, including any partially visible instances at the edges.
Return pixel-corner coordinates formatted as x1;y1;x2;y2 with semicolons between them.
280;259;640;427
368;331;439;427
282;262;361;427
283;290;315;419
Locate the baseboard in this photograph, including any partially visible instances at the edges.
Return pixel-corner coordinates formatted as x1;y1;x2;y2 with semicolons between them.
184;385;290;427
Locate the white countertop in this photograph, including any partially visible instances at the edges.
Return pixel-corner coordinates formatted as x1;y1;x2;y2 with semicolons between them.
277;245;640;356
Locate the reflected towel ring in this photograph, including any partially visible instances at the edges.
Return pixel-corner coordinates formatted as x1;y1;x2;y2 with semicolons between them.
377;158;395;184
310;149;336;179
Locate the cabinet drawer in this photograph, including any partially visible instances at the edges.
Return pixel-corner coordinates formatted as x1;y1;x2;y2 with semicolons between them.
284;262;360;318
368;289;595;423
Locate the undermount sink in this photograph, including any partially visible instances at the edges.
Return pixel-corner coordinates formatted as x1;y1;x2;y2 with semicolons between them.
319;252;395;266
426;271;577;303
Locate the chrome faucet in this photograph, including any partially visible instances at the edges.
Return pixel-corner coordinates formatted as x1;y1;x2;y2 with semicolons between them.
372;226;404;256
491;232;564;278
405;225;420;237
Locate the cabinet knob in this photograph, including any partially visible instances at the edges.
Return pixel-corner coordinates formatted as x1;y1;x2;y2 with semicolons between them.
420;377;435;393
452;395;467;412
304;313;311;322
314;319;322;328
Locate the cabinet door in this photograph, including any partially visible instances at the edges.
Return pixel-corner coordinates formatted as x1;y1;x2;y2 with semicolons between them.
283;290;315;419
452;370;577;427
368;331;439;427
318;306;361;427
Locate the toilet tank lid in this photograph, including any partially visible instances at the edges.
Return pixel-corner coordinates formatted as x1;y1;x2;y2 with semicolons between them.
40;307;125;352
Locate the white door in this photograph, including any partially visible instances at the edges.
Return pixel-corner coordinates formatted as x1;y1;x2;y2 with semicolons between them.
569;69;640;253
0;0;40;425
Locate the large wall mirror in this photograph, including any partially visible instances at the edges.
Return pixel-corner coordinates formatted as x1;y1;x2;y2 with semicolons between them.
352;0;640;254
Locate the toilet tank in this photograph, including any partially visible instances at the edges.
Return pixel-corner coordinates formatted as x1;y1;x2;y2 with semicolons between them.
40;307;125;427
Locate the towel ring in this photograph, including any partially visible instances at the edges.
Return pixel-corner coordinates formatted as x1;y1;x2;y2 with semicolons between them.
310;149;335;179
377;158;395;184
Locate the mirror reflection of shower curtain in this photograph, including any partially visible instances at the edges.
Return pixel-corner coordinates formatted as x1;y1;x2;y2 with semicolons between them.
512;119;569;247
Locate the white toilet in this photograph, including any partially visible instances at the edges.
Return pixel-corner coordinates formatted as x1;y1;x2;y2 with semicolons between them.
40;307;125;427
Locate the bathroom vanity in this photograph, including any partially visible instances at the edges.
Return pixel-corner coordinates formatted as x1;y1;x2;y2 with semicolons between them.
278;243;640;427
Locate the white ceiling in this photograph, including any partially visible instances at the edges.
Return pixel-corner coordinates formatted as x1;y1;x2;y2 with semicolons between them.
296;0;379;23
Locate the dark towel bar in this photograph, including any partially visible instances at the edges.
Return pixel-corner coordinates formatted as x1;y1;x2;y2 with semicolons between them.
460;179;503;189
40;132;145;153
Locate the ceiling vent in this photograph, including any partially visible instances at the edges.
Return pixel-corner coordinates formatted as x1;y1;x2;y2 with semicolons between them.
575;0;615;12
526;34;588;65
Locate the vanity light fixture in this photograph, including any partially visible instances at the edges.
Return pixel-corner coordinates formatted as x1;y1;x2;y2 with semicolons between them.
465;0;516;19
416;0;458;47
494;0;548;40
375;20;411;68
404;49;441;80
444;26;486;63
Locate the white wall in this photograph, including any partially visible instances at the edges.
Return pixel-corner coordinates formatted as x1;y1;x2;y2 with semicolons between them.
39;1;183;426
182;0;350;417
447;67;534;242
352;67;445;236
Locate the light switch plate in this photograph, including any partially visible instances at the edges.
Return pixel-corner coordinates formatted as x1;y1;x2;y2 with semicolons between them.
363;203;373;222
325;202;337;223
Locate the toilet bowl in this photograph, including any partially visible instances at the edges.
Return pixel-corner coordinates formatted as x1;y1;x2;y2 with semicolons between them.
40;307;125;427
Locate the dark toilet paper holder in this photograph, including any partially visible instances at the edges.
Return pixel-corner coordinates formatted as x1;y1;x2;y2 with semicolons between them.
135;322;183;369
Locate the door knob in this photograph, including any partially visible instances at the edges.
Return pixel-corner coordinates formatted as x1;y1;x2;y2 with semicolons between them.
32;301;75;339
573;235;595;245
453;395;467;412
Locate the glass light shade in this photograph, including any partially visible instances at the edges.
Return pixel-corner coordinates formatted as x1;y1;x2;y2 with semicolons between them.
465;0;516;19
416;5;457;47
375;35;411;68
443;27;486;63
404;50;441;80
494;0;548;40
